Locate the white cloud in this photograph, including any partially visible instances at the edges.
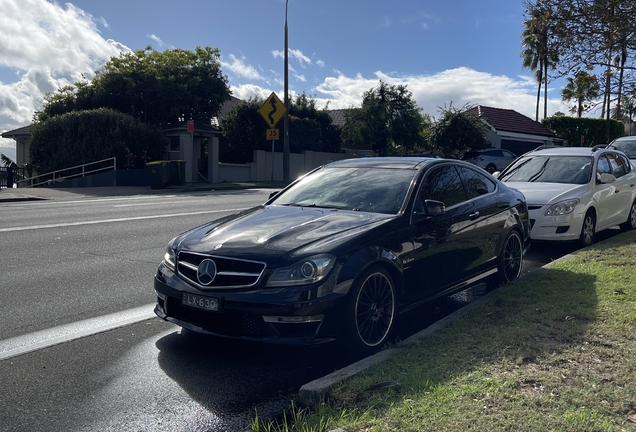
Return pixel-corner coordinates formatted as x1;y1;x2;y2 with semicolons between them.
272;49;312;68
312;67;570;119
0;0;130;157
230;84;276;101
379;16;392;29
289;49;311;67
221;54;263;80
147;34;165;46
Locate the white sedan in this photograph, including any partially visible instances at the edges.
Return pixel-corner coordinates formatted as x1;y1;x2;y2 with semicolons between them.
497;146;636;247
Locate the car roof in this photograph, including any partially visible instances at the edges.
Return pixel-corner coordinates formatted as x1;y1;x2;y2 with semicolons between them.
522;146;603;157
327;157;437;169
611;136;636;143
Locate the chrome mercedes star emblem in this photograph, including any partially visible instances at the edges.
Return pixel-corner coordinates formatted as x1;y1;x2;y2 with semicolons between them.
197;259;218;286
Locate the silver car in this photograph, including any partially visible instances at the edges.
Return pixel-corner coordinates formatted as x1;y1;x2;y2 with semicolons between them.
462;148;517;174
609;136;636;160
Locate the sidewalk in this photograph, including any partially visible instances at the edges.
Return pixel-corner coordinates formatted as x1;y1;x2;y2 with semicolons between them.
0;181;287;203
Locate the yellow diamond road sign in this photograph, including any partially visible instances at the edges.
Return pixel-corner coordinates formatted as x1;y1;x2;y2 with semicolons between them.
259;92;286;128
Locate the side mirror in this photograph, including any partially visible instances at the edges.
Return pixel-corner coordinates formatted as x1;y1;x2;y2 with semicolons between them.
424;199;445;215
598;173;616;184
268;191;280;200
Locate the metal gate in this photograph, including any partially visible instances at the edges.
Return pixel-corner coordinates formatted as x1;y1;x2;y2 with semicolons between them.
0;166;25;189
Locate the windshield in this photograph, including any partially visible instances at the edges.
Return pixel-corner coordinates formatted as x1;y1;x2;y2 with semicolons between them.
611;140;636;158
499;155;593;184
271;166;417;214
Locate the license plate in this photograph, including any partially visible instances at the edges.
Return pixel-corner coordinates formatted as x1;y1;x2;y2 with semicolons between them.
182;293;219;312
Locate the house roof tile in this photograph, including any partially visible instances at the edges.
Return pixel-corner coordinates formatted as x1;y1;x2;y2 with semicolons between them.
471;105;556;138
1;125;31;138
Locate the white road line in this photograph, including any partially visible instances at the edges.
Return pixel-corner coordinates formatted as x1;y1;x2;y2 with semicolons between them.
0;304;158;361
6;195;177;206
113;199;214;207
0;208;246;233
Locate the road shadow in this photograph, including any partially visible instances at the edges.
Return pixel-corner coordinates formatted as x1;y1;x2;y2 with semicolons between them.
153;280;496;429
154;327;368;428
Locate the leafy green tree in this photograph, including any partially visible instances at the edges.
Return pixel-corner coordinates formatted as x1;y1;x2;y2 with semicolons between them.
221;93;341;163
418;113;436;152
561;71;601;117
220;97;266;163
543;115;624;145
37;46;231;126
430;104;489;159
287;93;341;153
531;0;636;121
341;81;424;156
30;108;166;173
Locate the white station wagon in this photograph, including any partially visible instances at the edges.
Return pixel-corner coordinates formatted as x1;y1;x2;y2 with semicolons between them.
497;146;636;247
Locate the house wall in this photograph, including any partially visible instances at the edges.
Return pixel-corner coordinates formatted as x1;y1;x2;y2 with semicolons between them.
217;149;349;183
485;129;556;156
16;137;31;166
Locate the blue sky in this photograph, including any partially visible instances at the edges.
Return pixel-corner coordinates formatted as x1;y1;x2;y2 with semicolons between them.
0;0;574;162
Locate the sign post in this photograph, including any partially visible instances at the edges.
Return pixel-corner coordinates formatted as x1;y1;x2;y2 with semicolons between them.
258;93;287;181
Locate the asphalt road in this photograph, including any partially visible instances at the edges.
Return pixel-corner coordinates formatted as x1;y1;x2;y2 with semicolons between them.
0;189;621;431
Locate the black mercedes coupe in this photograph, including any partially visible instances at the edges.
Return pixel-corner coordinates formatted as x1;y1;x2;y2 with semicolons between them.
154;157;529;353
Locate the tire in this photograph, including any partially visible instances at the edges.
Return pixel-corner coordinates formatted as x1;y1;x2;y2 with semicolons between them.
497;230;523;285
579;210;596;248
342;265;396;354
485;164;497;174
619;200;636;232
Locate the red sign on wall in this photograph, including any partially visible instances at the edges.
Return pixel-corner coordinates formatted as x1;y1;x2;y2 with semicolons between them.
187;120;194;133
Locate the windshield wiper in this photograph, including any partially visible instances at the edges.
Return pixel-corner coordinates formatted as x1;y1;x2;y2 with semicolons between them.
528;158;550;182
279;202;347;210
500;158;532;181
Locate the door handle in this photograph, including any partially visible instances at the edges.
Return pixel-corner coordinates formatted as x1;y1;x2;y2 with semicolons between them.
469;211;480;219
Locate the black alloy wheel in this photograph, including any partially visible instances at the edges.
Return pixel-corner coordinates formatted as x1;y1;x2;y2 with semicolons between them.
344;266;396;353
498;230;523;284
486;164;497;174
620;200;636;232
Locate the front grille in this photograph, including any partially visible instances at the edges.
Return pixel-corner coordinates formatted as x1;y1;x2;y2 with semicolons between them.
177;252;266;289
530;219;536;229
528;205;543;211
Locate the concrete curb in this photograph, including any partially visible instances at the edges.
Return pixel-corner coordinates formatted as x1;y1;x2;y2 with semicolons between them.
297;283;503;407
298;245;588;408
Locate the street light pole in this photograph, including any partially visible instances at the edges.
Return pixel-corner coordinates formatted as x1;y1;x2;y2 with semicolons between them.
283;0;290;183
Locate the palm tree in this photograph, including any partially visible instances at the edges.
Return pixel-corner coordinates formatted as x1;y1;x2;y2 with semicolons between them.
521;35;543;122
561;72;601;117
521;5;558;121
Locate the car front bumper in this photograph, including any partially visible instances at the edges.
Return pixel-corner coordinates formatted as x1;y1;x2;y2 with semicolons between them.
528;207;584;242
153;263;348;345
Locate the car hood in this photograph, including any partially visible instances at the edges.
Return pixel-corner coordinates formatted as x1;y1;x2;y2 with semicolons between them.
175;205;396;262
504;182;587;205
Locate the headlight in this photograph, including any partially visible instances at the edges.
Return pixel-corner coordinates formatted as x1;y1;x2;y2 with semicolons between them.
266;254;335;287
163;237;177;272
544;199;580;216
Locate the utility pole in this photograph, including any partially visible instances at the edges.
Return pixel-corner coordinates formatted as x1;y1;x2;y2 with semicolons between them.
283;0;290;183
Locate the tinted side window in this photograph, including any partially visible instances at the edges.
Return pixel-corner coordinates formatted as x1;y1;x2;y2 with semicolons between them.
502;150;517;158
458;166;496;199
420;165;467;208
